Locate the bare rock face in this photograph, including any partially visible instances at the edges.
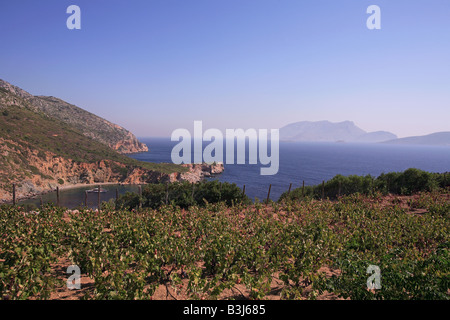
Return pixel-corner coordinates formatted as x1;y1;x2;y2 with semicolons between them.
0;138;224;202
0;80;34;100
174;162;225;183
112;130;149;154
209;162;225;175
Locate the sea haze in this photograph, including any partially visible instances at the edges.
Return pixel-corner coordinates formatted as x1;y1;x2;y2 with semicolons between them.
130;137;450;201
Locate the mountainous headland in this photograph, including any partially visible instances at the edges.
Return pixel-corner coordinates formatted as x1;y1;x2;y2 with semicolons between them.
279;120;397;143
0;80;223;202
0;79;148;154
280;120;449;146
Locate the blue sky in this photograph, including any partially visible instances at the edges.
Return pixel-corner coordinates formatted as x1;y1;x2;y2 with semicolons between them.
0;0;449;138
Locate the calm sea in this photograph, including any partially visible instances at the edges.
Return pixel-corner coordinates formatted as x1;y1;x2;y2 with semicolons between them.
130;138;450;201
19;137;450;208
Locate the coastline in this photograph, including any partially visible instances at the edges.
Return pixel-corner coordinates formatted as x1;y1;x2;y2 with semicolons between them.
1;162;225;205
0;182;129;205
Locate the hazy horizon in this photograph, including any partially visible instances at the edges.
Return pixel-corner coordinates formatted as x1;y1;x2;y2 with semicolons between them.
1;0;449;138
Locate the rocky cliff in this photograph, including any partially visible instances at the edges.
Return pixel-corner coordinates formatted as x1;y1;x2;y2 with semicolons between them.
178;162;225;183
0;138;224;202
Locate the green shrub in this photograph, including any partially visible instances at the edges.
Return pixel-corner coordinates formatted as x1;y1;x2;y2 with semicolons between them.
116;192;142;210
377;169;439;195
280;169;447;202
117;181;250;210
29;165;40;175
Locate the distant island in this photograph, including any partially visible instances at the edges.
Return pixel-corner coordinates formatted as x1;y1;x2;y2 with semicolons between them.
280;120;397;143
0;79;223;202
383;132;450;146
280;120;449;146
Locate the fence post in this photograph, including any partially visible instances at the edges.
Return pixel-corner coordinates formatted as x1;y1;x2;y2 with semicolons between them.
242;185;246;196
288;183;292;195
338;181;341;198
165;182;169;205
12;183;16;206
372;177;375;194
139;185;142;209
302;181;305;198
322;181;325;200
97;185;101;213
387;178;390;194
266;184;272;204
56;187;60;207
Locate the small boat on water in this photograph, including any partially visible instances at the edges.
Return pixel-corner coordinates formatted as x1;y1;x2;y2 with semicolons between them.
86;188;108;193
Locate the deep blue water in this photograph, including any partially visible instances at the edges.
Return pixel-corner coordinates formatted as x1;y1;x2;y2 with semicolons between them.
130;138;450;201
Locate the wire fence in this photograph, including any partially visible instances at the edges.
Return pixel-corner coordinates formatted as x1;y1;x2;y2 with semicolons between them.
6;170;450;210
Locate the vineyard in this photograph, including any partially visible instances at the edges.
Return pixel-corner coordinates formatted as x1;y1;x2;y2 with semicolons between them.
1;188;448;300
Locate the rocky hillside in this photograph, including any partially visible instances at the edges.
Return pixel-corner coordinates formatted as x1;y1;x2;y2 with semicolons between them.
0;80;223;202
0;79;148;154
